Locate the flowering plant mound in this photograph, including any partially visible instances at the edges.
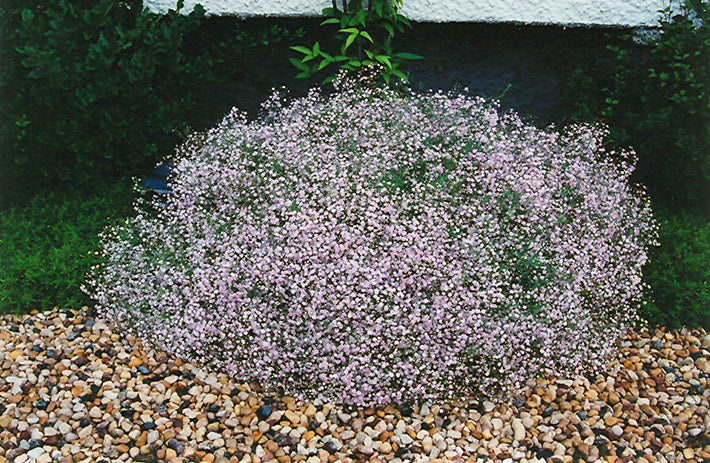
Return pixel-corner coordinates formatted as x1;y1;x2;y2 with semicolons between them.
88;80;656;405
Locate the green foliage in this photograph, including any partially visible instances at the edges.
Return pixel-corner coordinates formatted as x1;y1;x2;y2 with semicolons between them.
642;209;710;329
563;2;710;329
0;0;209;202
0;182;135;313
290;0;422;85
567;0;709;213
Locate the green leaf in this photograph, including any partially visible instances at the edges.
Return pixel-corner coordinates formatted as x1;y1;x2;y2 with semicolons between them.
290;45;313;55
21;9;34;22
289;58;310;71
356;9;367;27
320;18;341;25
319;51;334;61
192;4;206;16
313;41;320;55
345;32;358;49
339;27;360;34
316;59;330;72
396;14;412;27
391;68;408;82
14;117;30;128
374;2;383;16
360;31;374;43
375;55;392;68
394;52;424;60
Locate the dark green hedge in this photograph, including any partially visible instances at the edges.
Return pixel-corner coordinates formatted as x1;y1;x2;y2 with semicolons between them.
566;0;709;215
0;0;297;207
0;0;212;203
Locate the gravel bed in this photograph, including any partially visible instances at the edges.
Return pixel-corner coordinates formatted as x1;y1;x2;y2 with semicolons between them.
0;308;708;463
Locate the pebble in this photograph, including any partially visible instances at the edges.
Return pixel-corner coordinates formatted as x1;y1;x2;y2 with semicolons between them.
481;400;495;413
512;419;525;441
89;406;102;419
258;405;273;420
147;430;159;444
167;438;184;454
0;308;707;462
27;447;45;459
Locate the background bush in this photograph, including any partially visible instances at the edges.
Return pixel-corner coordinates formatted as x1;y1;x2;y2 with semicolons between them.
89;81;656;404
564;0;709;329
566;0;709;214
0;0;297;313
0;182;135;313
642;208;710;329
0;0;296;207
0;0;207;204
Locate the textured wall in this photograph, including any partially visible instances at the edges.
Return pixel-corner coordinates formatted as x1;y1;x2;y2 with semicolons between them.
146;0;665;27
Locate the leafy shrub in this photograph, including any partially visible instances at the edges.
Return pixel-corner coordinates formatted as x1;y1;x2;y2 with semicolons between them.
567;0;709;213
642;209;710;329
563;1;709;330
290;0;422;85
0;0;209;202
88;79;657;405
0;182;135;313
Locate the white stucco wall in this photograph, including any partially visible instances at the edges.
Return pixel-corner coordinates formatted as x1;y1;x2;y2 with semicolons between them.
147;0;667;27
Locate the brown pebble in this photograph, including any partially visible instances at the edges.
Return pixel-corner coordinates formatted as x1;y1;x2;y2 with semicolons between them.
604;417;618;426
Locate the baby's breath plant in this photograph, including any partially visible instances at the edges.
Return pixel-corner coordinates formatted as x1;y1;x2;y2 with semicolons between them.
88;78;657;405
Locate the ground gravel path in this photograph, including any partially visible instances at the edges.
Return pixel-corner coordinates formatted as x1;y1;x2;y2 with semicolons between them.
0;308;708;463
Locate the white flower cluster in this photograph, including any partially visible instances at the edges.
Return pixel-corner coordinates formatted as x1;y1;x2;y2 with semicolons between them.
88;83;657;405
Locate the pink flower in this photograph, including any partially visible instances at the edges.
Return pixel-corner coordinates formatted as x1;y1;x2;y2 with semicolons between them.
87;81;657;405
